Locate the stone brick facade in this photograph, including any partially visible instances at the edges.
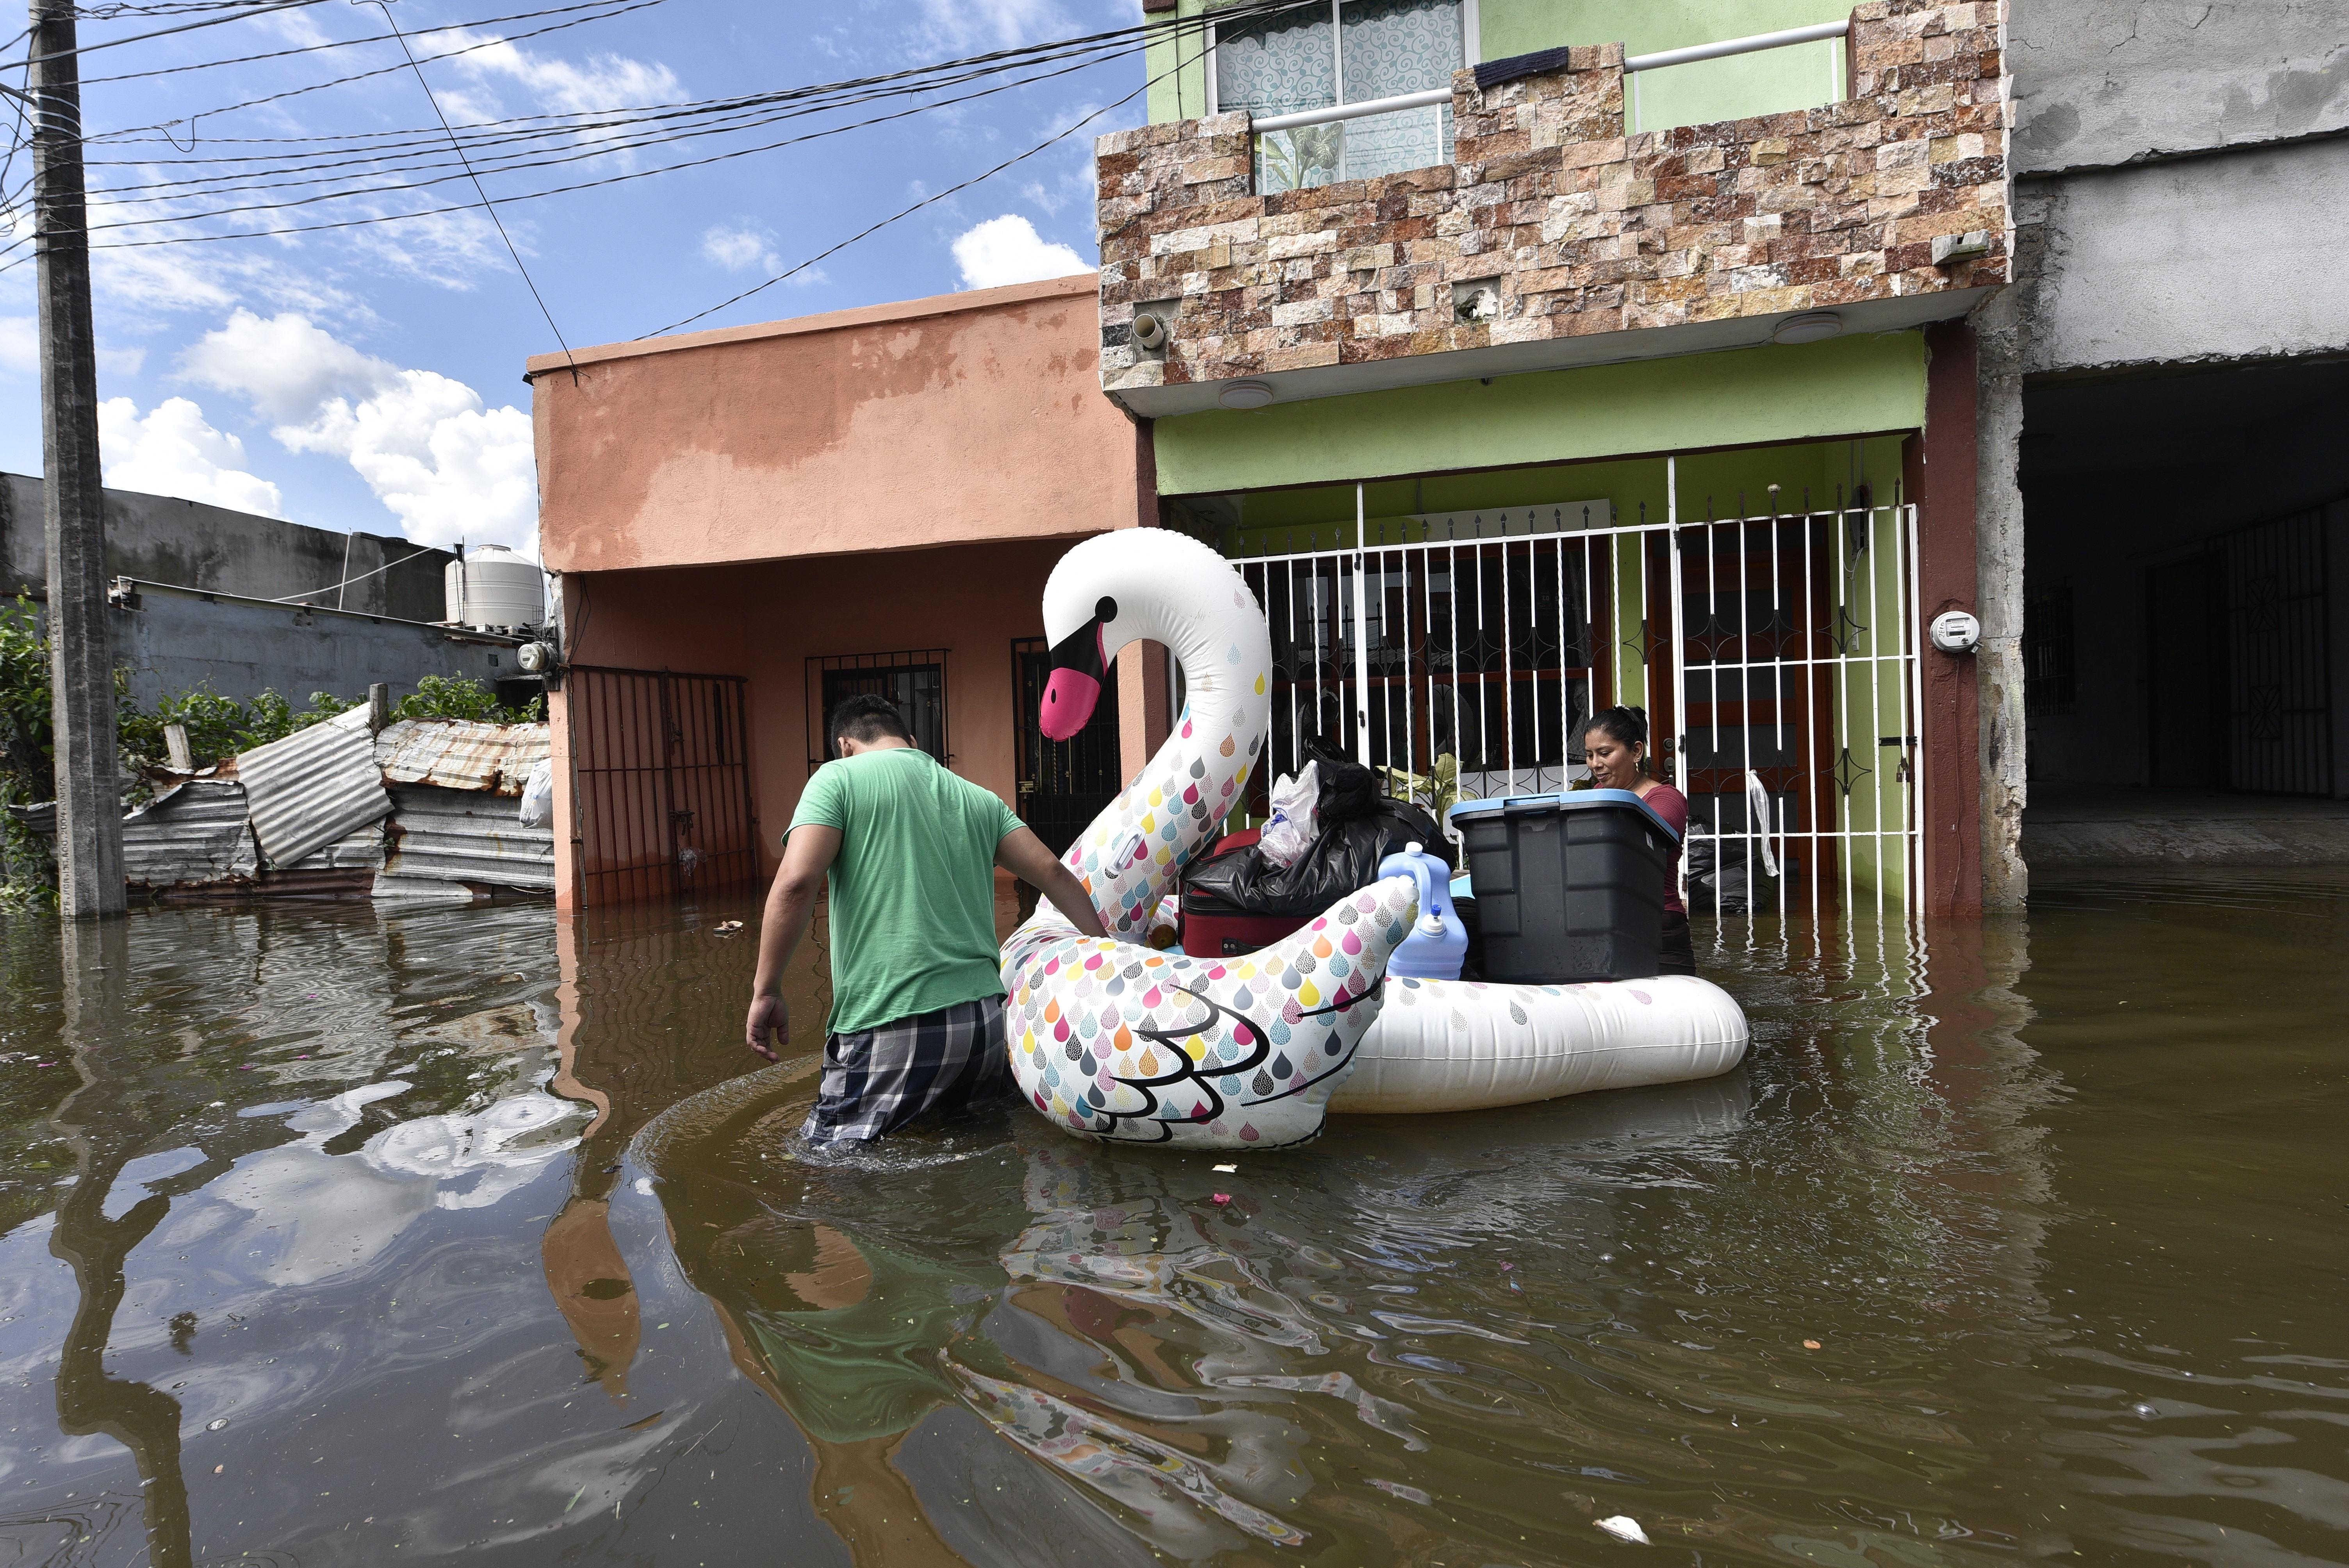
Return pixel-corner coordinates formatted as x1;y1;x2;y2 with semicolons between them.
1096;1;2009;394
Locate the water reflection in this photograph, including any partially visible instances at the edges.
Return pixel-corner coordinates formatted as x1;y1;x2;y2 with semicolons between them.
2;873;2344;1564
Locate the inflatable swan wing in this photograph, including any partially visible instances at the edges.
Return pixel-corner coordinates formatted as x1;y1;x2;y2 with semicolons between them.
1000;531;1415;1150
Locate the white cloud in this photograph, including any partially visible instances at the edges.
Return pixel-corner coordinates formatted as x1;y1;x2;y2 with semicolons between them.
0;315;144;377
181;308;397;424
277;373;536;552
98;396;285;519
0;316;33;376
441;33;681;117
919;0;1073;50
700;222;777;274
950;214;1089;289
696;221;827;288
178;310;538;551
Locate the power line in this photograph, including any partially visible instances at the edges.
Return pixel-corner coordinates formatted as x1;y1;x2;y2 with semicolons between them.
0;0;1310;281
369;0;578;379
75;0;651;86
9;0;326;68
0;28;1130;267
79;0;663;149
647;8;1231;337
55;30;1139;220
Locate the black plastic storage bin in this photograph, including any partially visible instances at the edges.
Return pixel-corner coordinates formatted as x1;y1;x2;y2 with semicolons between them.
1446;789;1678;983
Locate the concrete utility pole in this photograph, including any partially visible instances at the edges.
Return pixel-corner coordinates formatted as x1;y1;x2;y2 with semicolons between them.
28;0;124;918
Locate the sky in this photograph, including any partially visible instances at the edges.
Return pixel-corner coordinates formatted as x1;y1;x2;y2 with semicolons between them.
0;0;1146;563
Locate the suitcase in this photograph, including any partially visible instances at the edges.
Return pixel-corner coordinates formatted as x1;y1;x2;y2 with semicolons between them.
1178;828;1310;957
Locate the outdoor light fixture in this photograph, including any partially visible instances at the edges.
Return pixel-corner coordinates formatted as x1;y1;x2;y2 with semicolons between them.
1771;311;1844;345
1218;380;1274;410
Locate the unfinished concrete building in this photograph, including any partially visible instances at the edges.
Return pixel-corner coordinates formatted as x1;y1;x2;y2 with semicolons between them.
1994;2;2349;882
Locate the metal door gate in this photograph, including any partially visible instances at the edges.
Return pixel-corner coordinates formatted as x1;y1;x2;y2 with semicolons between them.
1230;495;1924;921
566;666;760;904
2223;508;2333;795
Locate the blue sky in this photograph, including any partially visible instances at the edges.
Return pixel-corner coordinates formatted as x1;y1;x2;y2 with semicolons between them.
0;0;1145;556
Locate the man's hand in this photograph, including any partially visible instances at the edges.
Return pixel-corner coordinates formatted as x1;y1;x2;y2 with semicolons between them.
746;992;788;1062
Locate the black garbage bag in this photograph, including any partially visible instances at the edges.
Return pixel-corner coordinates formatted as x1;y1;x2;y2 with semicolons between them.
1684;834;1797;916
1301;736;1379;823
1183;796;1449;919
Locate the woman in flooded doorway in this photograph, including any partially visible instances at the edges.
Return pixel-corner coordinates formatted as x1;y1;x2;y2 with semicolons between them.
1582;707;1696;977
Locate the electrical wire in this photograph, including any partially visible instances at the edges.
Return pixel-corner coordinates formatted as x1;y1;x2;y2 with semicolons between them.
0;32;1128;266
266;540;433;603
78;0;663;149
647;7;1232;337
10;0;328;69
75;0;652;86
370;0;578;377
0;0;1311;281
57;30;1141;221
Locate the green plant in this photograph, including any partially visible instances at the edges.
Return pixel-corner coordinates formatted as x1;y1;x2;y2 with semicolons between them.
1379;752;1462;816
390;673;540;725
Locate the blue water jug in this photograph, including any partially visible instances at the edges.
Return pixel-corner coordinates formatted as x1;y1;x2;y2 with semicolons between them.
1377;841;1468;981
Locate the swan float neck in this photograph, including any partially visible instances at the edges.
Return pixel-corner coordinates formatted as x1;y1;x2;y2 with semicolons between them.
1001;531;1411;1149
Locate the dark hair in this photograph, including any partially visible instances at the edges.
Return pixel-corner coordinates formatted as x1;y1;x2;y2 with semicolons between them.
830;693;913;752
1582;705;1649;749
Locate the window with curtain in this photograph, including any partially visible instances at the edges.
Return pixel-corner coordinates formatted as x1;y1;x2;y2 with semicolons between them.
1214;0;1465;194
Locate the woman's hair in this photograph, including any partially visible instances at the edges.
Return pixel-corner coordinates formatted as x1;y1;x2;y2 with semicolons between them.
1582;705;1649;750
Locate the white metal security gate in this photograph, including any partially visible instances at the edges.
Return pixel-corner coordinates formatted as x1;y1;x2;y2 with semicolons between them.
1228;489;1925;922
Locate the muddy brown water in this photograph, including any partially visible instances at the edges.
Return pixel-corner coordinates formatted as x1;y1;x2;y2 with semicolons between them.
0;870;2344;1566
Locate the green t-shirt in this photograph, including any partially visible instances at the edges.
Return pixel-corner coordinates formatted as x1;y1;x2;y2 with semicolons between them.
788;747;1024;1036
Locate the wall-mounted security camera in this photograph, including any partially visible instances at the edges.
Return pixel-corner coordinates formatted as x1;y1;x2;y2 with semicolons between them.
1928;609;1982;655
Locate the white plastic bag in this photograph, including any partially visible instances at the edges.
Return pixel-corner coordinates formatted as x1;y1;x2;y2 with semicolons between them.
1259;761;1320;868
517;757;555;827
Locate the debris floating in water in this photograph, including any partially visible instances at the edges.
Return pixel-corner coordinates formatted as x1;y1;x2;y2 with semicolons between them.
1210;1193;1232;1205
2132;1402;2158;1418
206;1418;229;1431
713;921;744;935
1803;1339;1822;1349
1595;1515;1649;1544
1212;1163;1237;1173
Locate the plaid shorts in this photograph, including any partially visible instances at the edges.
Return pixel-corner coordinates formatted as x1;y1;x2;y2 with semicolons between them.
801;995;1013;1144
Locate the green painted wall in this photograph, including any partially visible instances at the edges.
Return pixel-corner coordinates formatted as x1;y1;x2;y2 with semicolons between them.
1153;332;1927;500
1484;0;1852;133
1200;427;1921;903
1148;1;1849;132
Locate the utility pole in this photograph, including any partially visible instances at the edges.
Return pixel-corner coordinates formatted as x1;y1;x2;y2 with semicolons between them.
28;0;124;919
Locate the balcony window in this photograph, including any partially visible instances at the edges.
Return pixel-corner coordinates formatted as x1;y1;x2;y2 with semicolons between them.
1212;0;1468;194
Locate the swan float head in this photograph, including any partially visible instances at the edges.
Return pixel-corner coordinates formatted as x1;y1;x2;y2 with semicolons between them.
1003;529;1417;1149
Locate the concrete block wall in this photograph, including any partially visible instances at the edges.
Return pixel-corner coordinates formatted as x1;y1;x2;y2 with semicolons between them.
0;472;453;623
1096;0;2010;394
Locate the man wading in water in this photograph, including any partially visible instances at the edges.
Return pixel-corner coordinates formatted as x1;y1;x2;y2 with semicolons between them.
745;693;1107;1144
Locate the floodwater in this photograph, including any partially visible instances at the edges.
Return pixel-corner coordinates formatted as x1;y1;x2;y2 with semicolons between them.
1;871;2344;1568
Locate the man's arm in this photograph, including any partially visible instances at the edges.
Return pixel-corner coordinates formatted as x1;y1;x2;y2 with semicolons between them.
745;824;842;1061
996;825;1110;940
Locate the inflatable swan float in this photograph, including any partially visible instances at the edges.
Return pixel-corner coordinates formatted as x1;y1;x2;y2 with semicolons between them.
1000;531;1748;1150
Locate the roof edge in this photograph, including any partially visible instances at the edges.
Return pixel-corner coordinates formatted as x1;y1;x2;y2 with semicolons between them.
526;273;1100;376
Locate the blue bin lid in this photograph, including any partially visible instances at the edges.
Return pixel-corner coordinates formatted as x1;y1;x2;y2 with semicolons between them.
1446;788;1680;844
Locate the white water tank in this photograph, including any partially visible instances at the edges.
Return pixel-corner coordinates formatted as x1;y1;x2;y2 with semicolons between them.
449;546;542;632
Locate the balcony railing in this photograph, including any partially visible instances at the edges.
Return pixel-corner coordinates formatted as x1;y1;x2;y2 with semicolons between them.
1246;20;1857;190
